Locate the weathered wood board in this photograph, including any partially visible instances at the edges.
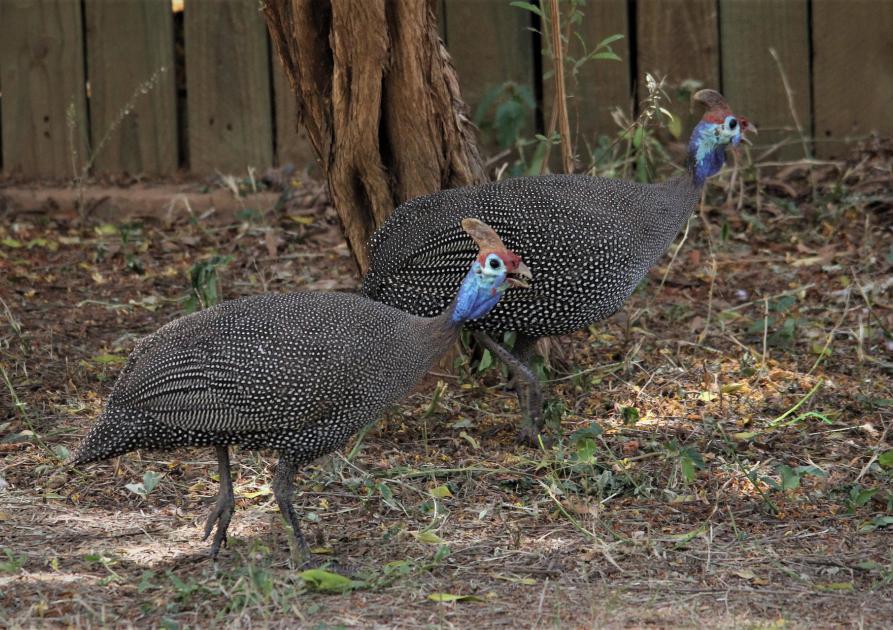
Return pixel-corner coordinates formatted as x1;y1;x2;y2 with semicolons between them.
542;0;631;171
85;0;178;175
720;0;811;161
444;0;537;155
636;0;720;136
184;0;273;174
0;0;89;178
272;60;319;173
813;0;893;159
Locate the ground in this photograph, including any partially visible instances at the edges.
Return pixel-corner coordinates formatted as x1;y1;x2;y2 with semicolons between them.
1;142;892;629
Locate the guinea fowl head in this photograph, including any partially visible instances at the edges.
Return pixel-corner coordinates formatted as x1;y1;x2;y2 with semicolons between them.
688;89;756;187
450;218;532;324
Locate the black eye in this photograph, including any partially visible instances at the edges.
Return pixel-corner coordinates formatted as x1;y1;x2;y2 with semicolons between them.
489;258;501;269
729;118;738;130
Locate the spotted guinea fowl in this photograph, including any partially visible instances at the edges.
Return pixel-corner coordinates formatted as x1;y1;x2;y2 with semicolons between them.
71;219;531;561
363;89;754;444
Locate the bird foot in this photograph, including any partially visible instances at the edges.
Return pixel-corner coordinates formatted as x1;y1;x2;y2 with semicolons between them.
516;424;553;449
202;500;234;559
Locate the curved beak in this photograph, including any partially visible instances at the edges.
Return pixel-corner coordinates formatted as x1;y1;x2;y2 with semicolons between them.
507;261;533;288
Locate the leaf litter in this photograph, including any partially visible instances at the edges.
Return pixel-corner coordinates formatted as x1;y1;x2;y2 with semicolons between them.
1;141;892;627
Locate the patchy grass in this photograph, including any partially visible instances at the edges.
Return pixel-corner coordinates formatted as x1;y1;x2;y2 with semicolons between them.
1;141;892;628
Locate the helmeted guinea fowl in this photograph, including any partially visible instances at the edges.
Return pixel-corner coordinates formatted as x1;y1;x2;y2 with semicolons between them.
71;218;532;560
362;89;754;443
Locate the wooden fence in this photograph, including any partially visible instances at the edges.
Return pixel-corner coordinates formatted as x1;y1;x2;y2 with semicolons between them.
0;0;890;180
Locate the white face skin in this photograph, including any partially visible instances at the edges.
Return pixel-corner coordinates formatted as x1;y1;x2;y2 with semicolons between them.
476;253;508;289
717;114;743;146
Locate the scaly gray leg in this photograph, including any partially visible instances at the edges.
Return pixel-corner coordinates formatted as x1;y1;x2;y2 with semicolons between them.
203;445;235;558
473;331;544;445
513;334;544;441
272;458;311;563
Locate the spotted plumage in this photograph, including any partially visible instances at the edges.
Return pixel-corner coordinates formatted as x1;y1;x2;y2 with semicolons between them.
72;219;530;560
363;90;753;441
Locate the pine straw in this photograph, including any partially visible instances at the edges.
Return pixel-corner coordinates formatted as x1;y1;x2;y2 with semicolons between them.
1;141;892;628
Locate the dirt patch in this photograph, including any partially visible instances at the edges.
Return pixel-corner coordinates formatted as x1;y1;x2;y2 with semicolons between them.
1;142;892;628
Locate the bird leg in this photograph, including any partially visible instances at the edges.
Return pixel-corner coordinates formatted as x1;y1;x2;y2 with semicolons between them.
203;445;235;558
272;458;312;566
473;331;544;445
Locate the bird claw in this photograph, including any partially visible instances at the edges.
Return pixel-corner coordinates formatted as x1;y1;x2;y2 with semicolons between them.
203;501;234;558
516;424;552;448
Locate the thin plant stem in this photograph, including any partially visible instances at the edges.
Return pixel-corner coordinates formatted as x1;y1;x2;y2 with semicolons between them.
548;0;573;173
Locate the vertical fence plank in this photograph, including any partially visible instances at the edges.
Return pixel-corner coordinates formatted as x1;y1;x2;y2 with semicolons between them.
720;0;810;160
637;0;719;135
543;0;630;168
85;0;177;175
813;0;893;159
272;61;318;172
185;0;272;174
0;0;88;179
444;0;535;155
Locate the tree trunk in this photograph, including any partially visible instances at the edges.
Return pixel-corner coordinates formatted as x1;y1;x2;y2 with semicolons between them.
262;0;487;273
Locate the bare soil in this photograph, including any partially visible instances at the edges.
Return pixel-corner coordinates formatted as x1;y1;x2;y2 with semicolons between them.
1;143;892;628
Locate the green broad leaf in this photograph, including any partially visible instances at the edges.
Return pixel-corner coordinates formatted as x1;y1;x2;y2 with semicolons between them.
125;483;146;498
877;450;893;469
459;430;480;450
375;482;393;501
621;406;639;425
668;524;708;545
427;592;484;603
1;238;23;249
509;1;542;17
856;561;884;571
52;445;70;461
238;486;272;499
632;125;645;149
142;471;162;494
733;431;760;441
429;485;453;498
592;51;622;62
679;448;704;483
571;422;603;441
495;574;537;585
859;516;893;533
477;349;493;372
432;544;451;563
299;568;365;593
794;464;828;478
778;465;800;491
667;112;683;139
815;582;854;592
680;456;696;483
597;33;625;47
698;390;718;402
92;353;127;365
415;530;446;545
94;223;119;236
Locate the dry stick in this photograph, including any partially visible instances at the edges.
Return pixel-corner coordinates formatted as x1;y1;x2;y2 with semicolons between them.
856;418;891;482
537;480;624;572
769;48;816;200
696;196;719;346
658;215;692;291
805;286;852;378
761;297;770;370
548;0;574;174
